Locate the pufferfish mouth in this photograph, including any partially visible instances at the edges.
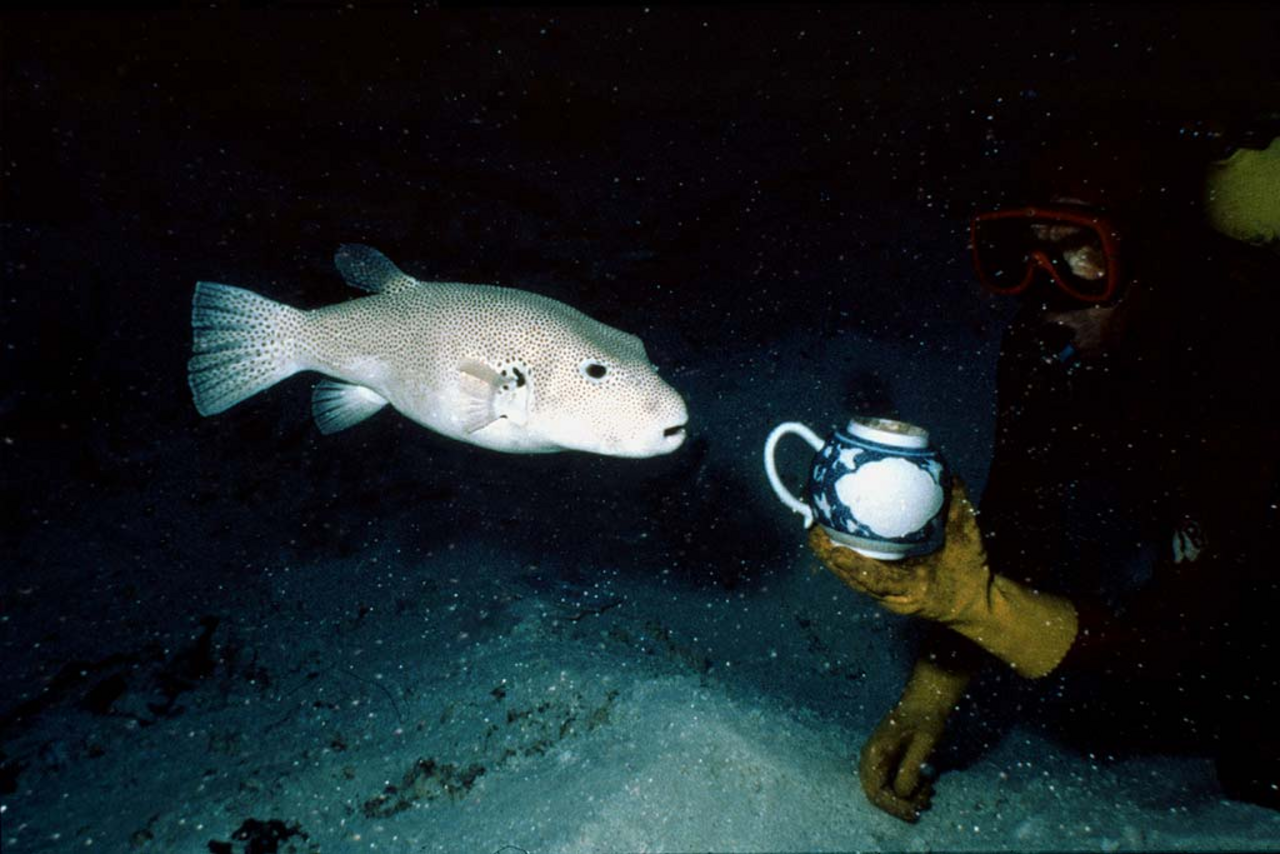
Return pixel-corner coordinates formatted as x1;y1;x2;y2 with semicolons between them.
661;422;688;450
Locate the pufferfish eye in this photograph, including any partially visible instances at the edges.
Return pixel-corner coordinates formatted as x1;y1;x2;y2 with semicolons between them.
580;360;609;380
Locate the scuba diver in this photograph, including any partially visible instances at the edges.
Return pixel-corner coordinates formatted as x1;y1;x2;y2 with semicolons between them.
809;118;1280;822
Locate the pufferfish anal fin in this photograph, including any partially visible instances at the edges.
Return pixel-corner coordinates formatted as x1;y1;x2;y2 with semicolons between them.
312;379;390;434
457;359;531;434
334;244;421;294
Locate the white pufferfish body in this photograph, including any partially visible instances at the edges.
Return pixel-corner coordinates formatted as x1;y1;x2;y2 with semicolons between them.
189;244;689;457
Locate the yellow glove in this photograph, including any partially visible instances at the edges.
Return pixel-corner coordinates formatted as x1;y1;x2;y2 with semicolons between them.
809;480;1079;678
860;651;972;823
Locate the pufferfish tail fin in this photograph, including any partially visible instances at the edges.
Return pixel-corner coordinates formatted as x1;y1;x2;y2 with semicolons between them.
188;282;307;416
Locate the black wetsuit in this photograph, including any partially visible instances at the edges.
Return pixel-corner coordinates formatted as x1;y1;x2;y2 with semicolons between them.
975;234;1280;809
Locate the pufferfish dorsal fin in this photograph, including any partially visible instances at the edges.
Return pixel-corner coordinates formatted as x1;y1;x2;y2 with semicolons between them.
334;244;421;294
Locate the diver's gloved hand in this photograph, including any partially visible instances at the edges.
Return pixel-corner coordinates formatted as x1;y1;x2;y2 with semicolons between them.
808;479;1079;678
860;654;971;822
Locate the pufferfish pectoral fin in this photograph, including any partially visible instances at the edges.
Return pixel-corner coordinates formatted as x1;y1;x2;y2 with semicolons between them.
457;359;528;434
333;244;420;294
311;379;389;434
457;359;503;434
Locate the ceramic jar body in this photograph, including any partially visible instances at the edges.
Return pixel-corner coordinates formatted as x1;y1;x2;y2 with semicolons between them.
765;417;949;560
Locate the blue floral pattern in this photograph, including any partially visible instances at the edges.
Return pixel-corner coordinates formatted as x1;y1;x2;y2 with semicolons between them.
808;426;949;557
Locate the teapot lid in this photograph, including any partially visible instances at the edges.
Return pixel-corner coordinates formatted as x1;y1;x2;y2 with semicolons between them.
846;417;930;449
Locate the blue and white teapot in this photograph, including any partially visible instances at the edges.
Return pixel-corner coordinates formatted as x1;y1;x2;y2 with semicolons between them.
763;416;950;560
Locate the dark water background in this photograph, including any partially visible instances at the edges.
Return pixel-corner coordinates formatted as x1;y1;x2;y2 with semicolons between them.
3;5;1279;849
7;4;1276;569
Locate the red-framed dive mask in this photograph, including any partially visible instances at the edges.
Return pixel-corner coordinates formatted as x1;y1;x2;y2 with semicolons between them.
970;206;1123;304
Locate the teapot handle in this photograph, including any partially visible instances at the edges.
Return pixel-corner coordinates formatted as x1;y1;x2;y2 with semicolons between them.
763;421;825;528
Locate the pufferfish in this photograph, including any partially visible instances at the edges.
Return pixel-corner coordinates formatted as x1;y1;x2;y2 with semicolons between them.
188;244;689;457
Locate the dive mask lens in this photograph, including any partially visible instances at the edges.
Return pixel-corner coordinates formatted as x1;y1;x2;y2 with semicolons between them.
971;214;1038;294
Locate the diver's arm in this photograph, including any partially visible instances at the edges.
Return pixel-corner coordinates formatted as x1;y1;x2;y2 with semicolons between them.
859;627;983;822
809;480;1078;678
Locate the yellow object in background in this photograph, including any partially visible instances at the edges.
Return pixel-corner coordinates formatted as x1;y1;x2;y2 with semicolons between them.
1205;137;1280;245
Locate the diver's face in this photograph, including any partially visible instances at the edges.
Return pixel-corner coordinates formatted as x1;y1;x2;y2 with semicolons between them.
974;199;1130;363
1040;302;1119;362
1029;221;1108;281
1022;202;1122;362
